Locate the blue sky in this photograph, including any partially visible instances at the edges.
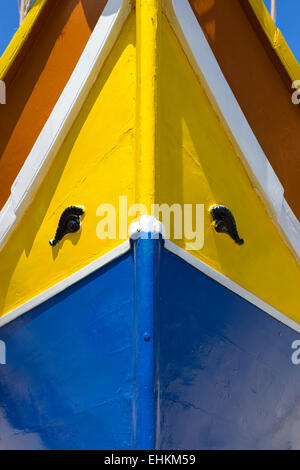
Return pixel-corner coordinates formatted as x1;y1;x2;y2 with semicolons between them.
0;1;300;62
264;0;300;62
0;1;20;55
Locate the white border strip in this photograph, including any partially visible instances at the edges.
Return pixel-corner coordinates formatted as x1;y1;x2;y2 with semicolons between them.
0;241;130;328
164;0;300;261
0;0;131;249
165;240;300;334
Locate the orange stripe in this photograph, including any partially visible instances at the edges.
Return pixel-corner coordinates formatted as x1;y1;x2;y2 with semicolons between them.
0;0;108;210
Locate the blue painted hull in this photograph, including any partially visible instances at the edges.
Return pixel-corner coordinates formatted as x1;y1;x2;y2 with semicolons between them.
1;237;300;449
0;253;135;450
158;248;300;450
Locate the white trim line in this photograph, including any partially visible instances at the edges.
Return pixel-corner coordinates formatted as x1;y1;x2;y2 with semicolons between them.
0;241;130;328
165;240;300;334
163;0;300;261
0;0;131;249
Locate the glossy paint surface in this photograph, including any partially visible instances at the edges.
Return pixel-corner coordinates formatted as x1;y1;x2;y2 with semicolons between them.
0;251;134;450
133;235;161;450
135;0;161;208
157;248;300;450
1;238;300;449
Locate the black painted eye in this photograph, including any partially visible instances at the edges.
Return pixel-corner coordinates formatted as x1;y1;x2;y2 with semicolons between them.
50;206;85;247
67;218;80;233
214;221;226;233
210;205;244;245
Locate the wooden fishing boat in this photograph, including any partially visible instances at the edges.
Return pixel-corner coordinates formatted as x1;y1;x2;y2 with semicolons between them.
0;0;299;450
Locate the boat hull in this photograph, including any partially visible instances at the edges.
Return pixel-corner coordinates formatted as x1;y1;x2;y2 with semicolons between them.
0;251;135;450
0;237;300;450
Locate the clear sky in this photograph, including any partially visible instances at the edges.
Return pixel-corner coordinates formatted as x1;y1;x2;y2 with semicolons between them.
0;1;300;62
0;1;20;55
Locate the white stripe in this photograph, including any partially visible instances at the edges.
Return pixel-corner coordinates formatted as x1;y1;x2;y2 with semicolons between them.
165;240;300;334
163;0;300;261
0;241;130;328
0;0;131;249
